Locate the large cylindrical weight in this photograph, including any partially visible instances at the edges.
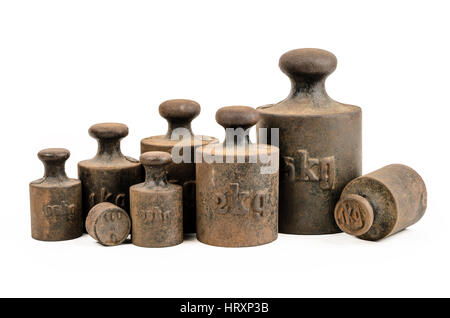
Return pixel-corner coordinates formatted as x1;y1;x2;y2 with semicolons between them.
257;48;362;234
196;106;279;247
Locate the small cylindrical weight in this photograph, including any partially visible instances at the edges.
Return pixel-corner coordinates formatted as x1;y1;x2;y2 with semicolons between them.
78;123;143;228
196;106;279;247
86;202;131;246
334;164;427;241
140;99;218;233
130;151;183;247
29;148;83;241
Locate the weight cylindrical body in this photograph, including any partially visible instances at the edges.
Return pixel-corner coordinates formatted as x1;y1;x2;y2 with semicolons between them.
78;123;143;227
29;148;83;241
140;99;217;234
257;48;362;234
85;202;131;246
196;106;279;247
334;164;427;241
130;151;183;247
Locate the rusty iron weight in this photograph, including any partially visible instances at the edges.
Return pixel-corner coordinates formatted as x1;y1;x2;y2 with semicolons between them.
78;123;143;229
196;106;279;247
140;99;218;234
257;48;362;235
334;164;427;241
85;202;131;246
29;148;83;241
130;151;183;248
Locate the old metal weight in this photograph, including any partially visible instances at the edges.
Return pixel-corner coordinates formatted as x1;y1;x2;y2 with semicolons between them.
78;123;143;226
86;202;131;246
334;164;427;241
130;151;183;248
196;106;279;247
29;148;83;241
257;48;362;234
140;99;217;233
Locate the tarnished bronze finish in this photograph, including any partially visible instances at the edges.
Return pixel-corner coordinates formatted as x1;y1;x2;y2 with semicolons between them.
140;99;217;234
335;164;427;241
85;202;131;246
78;123;143;228
196;106;279;247
130;151;183;248
29;148;83;241
257;48;362;235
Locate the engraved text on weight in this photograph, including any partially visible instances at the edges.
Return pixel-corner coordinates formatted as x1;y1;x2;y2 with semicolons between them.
283;149;336;190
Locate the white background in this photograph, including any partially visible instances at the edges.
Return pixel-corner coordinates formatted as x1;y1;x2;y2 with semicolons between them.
0;0;448;297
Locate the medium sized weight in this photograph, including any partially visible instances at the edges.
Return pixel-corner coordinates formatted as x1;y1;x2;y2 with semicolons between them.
196;106;279;247
29;148;83;241
85;202;131;246
140;99;217;234
130;151;183;248
78;123;143;228
334;164;427;241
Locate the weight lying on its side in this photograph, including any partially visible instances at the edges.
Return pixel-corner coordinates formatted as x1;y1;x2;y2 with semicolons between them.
334;164;427;241
86;202;131;246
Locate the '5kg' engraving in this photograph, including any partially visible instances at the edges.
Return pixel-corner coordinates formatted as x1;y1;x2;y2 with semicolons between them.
214;183;270;216
283;149;336;190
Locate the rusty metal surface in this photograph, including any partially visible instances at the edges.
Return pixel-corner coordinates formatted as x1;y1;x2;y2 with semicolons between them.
130;151;183;247
140;99;217;234
257;48;362;235
78;123;143;229
196;106;279;247
29;148;83;241
85;202;131;246
335;164;427;241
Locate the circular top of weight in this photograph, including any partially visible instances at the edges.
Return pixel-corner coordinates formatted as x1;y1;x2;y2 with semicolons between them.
279;48;337;79
257;48;361;117
140;151;172;166
141;99;218;149
334;194;374;236
38;148;70;162
159;99;200;122
216;106;259;130
89;123;129;140
89;203;131;246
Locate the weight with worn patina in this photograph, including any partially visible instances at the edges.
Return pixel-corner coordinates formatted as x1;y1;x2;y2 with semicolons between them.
334;164;427;241
140;99;217;234
29;148;83;241
86;202;131;246
130;151;183;247
78;123;143;228
257;48;362;235
196;106;279;247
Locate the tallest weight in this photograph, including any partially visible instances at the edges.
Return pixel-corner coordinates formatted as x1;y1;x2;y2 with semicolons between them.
257;48;362;234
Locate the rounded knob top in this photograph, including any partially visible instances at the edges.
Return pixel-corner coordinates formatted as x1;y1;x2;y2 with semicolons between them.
279;48;337;81
88;123;129;140
38;148;70;163
216;106;259;130
159;99;201;122
140;151;172;166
